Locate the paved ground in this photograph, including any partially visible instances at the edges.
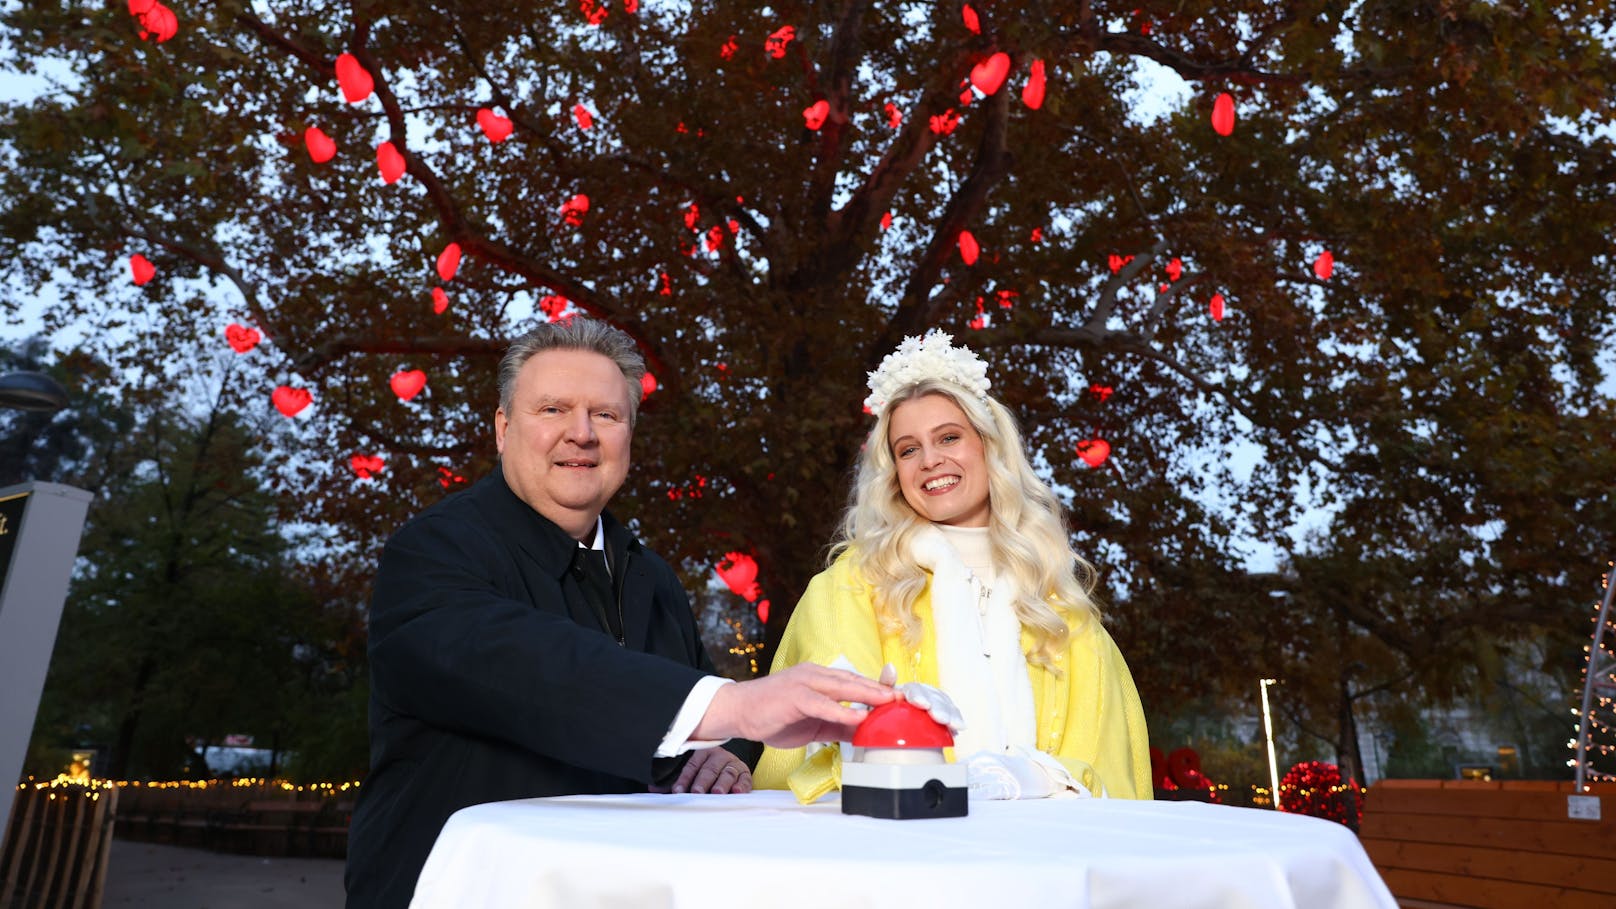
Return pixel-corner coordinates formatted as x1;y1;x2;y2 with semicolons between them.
102;839;346;909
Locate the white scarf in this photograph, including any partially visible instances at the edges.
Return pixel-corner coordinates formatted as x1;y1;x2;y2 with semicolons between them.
909;524;1036;759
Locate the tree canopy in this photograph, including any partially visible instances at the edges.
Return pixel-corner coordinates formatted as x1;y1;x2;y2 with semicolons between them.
3;1;1614;778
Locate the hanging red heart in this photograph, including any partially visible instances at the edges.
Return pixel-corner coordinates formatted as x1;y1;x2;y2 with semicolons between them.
705;225;724;252
335;53;374;104
1166;257;1183;281
756;599;770;625
880;211;892;230
390;369;427;402
539;295;569;320
958;230;979;265
304;126;336;163
929;109;959;135
1314;250;1334;280
578;0;607;26
272;386;311;418
476;108;513;143
764;25;796;59
1030;226;1043;243
432;287;449;314
720;35;738;60
350;454;386;479
1022;59;1047;110
803;99;830;130
129;254;156;285
684;203;700;230
561;194;590;226
137;3;177;42
962;3;981;33
995;289;1018;309
1107;253;1134;273
1076;438;1110;468
640;372;657;400
1088;384;1114;402
657;272;672;295
573;104;594;130
970;52;1011;96
1211;92;1235;136
225;323;260;353
437;242;462;282
716;552;762;602
884;102;902;128
377;141;405;184
1210;293;1225;321
128;0;155;12
623;0;639;12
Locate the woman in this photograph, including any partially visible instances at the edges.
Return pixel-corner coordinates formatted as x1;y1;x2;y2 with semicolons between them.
755;331;1151;802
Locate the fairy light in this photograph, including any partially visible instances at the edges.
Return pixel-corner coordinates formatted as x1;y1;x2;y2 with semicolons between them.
1569;560;1616;792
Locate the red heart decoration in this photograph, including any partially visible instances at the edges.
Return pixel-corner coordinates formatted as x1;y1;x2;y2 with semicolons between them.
958;230;980;265
390;369;427;402
1088;384;1114;402
561;193;590;226
970;52;1011;96
880;211;892;230
623;0;639;12
128;0;156;12
1166;257;1183;281
995;289;1018;309
350;454;386;480
377;141;405;184
1022;59;1047;110
432;287;449;314
929;109;959;135
756;599;770;625
803;99;830;130
137;3;177;42
884;102;902;128
1210;293;1225;321
1076;438;1110;468
764;25;796;59
657;272;672;295
539;294;569;320
304;126;336;163
578;0;607;26
684;203;700;230
225;323;260;353
129;253;156;285
335;53;374;105
477;108;513;143
437;465;466;489
1107;253;1134;273
1211;92;1235;136
640;372;657;400
716;552;762;602
720;36;738;60
705;225;724;252
1030;226;1043;243
272;386;311;418
962;3;981;33
1314;250;1334;280
572;104;593;130
437;242;462;282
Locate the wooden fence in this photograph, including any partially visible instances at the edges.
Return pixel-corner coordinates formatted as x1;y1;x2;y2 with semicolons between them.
0;781;117;909
1360;779;1616;909
112;782;353;858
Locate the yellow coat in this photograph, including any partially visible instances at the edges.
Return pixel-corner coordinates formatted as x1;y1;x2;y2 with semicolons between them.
755;553;1153;802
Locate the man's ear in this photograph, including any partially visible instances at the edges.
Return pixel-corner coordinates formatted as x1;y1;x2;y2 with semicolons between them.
494;408;508;454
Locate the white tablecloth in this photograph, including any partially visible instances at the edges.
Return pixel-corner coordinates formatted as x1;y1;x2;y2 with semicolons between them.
411;791;1396;909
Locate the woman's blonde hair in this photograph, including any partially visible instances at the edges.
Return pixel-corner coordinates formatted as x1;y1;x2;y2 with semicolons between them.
829;379;1100;667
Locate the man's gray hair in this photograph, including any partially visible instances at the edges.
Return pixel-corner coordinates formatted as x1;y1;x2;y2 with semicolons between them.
498;318;648;425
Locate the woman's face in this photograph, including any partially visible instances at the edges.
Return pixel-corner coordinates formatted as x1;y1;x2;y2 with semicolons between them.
887;393;991;528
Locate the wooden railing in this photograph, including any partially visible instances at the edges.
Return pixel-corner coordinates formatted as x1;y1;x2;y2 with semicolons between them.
1360;779;1615;909
0;781;118;909
112;782;353;858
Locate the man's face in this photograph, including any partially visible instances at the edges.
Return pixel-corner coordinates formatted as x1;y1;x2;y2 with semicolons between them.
495;348;633;540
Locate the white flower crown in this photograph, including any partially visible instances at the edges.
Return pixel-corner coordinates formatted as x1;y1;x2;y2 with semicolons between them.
864;330;992;416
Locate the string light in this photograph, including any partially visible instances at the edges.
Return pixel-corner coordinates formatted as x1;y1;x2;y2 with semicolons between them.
1568;560;1616;791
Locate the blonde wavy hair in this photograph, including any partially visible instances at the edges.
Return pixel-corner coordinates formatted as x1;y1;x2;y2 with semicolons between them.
829;379;1101;668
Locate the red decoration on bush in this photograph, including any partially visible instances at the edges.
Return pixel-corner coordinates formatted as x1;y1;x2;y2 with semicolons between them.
1278;761;1364;827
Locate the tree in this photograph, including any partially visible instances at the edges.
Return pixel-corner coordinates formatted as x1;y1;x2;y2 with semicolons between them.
3;2;1613;762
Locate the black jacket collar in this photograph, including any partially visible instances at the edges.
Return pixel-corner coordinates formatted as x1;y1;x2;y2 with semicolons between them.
477;465;641;579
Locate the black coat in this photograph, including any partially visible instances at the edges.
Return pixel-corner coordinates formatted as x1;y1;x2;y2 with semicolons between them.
344;469;753;909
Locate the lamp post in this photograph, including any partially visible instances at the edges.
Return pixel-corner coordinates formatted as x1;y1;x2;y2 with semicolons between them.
0;370;69;413
1260;678;1282;810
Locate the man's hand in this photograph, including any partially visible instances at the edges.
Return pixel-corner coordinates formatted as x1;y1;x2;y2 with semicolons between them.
653;746;752;795
692;663;896;748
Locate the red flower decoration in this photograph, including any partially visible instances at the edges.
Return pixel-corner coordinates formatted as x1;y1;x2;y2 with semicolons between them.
1278;761;1363;828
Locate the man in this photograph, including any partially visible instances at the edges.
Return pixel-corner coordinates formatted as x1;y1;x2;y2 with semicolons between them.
345;318;893;909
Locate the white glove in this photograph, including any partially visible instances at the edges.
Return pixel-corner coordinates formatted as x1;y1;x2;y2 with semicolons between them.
965;750;1061;801
874;664;965;735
